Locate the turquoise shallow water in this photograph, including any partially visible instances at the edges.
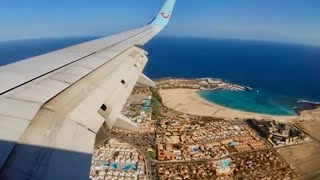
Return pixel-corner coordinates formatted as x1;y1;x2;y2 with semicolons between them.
198;89;298;116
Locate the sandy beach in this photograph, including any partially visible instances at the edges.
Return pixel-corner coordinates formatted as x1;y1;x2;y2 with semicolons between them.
159;88;298;122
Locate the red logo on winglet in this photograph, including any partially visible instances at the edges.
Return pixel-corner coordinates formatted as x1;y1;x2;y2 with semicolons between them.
161;11;171;19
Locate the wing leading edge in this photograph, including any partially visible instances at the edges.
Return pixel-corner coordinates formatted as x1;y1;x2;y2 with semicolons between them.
0;1;176;180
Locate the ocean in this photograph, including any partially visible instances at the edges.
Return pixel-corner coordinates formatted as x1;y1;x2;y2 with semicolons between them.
1;36;319;115
0;37;97;66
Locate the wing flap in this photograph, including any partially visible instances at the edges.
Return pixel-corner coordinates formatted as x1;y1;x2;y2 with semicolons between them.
0;98;42;120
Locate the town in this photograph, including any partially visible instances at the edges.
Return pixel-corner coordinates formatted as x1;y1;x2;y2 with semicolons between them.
90;78;314;180
156;78;251;91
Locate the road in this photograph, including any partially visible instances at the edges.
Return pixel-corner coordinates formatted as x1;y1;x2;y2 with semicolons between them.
100;125;154;180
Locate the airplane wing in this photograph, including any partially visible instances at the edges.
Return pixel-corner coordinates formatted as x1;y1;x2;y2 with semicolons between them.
0;0;176;179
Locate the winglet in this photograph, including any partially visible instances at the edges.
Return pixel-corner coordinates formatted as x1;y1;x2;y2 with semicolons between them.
150;0;176;27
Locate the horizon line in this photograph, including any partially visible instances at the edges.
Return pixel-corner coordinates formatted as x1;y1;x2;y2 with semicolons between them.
1;34;319;48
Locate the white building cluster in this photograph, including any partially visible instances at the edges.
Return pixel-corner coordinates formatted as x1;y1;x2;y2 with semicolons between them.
90;138;147;180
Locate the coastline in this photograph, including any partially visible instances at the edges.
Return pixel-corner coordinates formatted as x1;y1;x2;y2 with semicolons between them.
159;88;298;122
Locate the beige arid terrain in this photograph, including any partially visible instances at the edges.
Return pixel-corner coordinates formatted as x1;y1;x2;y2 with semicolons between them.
295;109;320;141
278;142;320;179
286;108;320;179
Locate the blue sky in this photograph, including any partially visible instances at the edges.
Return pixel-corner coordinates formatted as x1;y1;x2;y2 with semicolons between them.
1;0;320;45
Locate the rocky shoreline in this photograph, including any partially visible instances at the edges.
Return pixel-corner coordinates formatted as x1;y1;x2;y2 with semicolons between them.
294;100;320;115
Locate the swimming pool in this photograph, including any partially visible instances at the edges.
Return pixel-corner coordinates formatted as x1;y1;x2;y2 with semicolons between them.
111;163;118;169
122;164;137;171
191;146;199;153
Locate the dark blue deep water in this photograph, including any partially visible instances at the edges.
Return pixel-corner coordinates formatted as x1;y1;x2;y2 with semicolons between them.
0;37;97;66
1;36;319;115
